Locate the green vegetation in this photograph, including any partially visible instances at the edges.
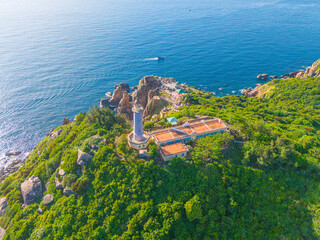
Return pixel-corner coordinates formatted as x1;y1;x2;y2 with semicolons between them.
1;77;320;239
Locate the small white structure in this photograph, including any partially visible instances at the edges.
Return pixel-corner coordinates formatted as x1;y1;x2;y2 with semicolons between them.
160;142;189;161
128;102;150;150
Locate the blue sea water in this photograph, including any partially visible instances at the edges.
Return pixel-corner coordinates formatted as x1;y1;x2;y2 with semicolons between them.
1;0;320;167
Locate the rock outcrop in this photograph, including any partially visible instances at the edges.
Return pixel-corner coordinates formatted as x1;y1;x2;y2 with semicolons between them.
62;117;70;125
295;59;320;79
117;92;132;119
21;176;43;206
0;198;8;217
77;149;93;167
143;96;168;119
0;154;29;183
5;151;22;157
257;74;268;80
109;85;126;106
114;83;130;92
43;193;54;206
133;76;162;108
241;84;262;97
63;188;76;197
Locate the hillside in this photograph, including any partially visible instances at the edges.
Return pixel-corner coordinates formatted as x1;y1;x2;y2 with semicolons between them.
1;75;320;239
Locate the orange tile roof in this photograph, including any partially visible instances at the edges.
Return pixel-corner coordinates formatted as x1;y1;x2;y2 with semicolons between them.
190;123;210;133
160;143;188;156
154;130;173;142
177;126;194;134
205;120;224;130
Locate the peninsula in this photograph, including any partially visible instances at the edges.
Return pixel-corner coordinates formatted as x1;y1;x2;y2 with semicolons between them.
1;58;320;239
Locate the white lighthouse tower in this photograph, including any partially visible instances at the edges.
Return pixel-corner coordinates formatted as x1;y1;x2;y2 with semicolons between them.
128;101;150;150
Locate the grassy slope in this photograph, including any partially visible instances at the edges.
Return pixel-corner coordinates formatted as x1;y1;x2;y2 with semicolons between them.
0;77;320;239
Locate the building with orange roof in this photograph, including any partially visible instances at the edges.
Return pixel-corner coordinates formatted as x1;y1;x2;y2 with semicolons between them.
152;118;227;147
160;142;189;161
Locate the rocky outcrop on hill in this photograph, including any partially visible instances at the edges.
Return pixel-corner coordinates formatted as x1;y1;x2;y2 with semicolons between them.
62;117;70;125
77;149;93;167
143;96;168;119
241;84;262;97
63;188;76;197
109;85;126;106
114;83;130;92
43;194;54;206
133;76;162;108
0;198;8;217
295;59;320;79
117;92;133;119
21;176;43;206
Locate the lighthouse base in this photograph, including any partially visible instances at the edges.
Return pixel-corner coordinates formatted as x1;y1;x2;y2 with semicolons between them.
127;132;150;150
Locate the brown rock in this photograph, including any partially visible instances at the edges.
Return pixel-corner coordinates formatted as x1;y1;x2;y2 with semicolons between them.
257;74;268;80
77;149;93;167
133;76;162;108
109;85;125;106
117;92;133;119
114;83;130;92
62;117;70;125
143;96;168;118
63;188;76;197
0;227;5;239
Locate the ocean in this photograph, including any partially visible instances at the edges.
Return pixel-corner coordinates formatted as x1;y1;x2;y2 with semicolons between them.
1;0;320;167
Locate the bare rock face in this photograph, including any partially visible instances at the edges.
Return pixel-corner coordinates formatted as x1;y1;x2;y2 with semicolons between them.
49;129;62;139
0;227;5;239
63;188;76;197
55;173;63;190
62;117;70;125
143;96;168;119
270;75;277;79
117;92;133;119
58;167;66;176
133;76;162;108
21;176;42;206
257;74;268;80
0;198;8;217
295;59;320;79
241;84;262;97
109;85;126;106
43;193;54;206
114;83;130;92
37;207;44;214
77;149;93;167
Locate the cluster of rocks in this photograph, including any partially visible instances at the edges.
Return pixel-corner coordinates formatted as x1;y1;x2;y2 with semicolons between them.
100;76;173;120
0;153;29;183
241;84;262;97
256;59;320;81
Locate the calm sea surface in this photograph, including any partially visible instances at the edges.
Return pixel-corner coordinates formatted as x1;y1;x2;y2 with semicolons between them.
1;0;320;166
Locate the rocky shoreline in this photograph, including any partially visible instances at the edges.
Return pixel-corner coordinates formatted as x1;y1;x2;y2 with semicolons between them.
0;153;30;183
242;59;320;97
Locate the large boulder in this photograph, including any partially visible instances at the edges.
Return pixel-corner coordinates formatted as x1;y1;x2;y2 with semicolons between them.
114;83;130;92
43;194;54;206
21;176;42;206
0;198;8;217
109;85;126;106
63;188;76;197
133;76;162;108
117;92;133;119
241;84;262;97
77;149;93;167
257;74;268;80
